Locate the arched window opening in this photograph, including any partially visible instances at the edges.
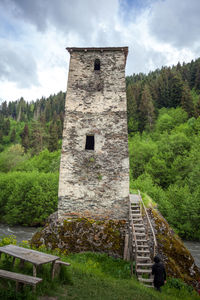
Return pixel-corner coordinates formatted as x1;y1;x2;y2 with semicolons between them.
94;59;100;71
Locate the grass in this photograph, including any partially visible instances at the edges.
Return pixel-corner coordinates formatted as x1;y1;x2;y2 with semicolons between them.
0;238;199;300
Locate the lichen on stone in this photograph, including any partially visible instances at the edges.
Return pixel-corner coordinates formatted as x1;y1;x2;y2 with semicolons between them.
30;214;126;259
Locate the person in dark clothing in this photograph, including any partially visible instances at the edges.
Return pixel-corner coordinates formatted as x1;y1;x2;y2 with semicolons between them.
152;255;166;292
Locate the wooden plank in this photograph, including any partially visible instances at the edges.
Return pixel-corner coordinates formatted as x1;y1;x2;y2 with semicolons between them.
55;261;71;266
0;269;42;285
0;245;60;265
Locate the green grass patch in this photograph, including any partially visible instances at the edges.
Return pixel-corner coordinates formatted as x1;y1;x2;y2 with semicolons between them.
0;237;198;300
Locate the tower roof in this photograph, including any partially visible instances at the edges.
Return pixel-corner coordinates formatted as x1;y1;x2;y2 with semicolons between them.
66;47;128;64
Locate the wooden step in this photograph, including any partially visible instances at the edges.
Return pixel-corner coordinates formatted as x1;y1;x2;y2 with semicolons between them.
131;206;140;211
137;269;152;273
135;233;146;236
137;263;152;267
137;245;149;248
138;278;153;283
137;256;151;261
135;228;145;232
136;239;148;242
137;250;150;254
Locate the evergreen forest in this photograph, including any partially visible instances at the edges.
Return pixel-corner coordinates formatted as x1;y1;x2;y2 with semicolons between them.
0;58;200;240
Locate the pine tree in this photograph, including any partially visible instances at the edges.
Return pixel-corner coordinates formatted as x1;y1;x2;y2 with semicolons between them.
169;73;184;107
181;83;194;117
30;122;44;155
3;119;10;135
195;97;200;117
139;84;155;131
194;63;200;91
21;124;29;152
10;128;16;143
127;84;139;133
0;130;3;143
48;123;58;152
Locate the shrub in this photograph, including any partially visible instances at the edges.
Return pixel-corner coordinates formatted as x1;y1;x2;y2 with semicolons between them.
0;171;58;226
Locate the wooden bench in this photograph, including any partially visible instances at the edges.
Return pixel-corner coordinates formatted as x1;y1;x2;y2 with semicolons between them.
0;269;42;292
55;260;71;267
52;260;71;278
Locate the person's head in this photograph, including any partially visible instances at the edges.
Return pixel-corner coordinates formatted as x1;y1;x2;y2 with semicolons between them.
154;255;161;263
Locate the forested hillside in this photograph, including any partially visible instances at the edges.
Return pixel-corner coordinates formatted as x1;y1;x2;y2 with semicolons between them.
127;57;200;240
0;58;200;240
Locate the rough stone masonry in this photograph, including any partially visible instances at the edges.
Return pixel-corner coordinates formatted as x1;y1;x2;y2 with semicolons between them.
58;47;129;221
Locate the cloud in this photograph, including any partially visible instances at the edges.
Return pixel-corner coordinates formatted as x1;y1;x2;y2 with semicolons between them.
0;39;39;88
0;0;200;101
2;0;119;39
149;0;200;49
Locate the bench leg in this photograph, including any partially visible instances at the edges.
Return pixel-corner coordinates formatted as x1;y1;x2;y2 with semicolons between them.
12;257;16;267
32;285;36;292
33;264;37;277
55;263;61;277
51;261;56;279
19;259;25;269
16;282;23;292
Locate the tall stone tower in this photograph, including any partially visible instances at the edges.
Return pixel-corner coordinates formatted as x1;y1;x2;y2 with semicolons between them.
58;47;129;221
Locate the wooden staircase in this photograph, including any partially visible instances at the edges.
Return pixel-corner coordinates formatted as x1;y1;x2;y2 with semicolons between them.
129;193;157;288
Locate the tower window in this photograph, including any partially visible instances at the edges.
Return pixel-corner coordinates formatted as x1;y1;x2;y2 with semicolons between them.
85;135;95;150
94;59;100;71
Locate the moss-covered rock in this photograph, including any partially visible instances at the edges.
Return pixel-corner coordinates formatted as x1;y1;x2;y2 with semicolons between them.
31;207;200;289
31;213;126;258
148;207;200;287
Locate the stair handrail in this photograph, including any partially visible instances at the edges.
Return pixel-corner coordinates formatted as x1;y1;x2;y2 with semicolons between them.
138;190;157;257
129;200;137;275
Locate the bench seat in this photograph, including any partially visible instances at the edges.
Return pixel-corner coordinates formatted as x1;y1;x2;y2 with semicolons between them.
0;269;42;291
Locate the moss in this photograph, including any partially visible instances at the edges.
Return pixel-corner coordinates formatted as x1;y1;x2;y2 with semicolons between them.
151;208;200;286
31;217;126;259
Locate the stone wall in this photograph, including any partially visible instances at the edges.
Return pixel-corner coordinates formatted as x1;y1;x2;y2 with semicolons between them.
58;48;129;221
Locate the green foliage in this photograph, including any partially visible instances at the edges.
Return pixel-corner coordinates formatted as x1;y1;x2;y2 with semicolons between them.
0;144;28;172
166;277;194;293
0;235;17;247
0;172;58;226
129;108;200;240
14;149;61;173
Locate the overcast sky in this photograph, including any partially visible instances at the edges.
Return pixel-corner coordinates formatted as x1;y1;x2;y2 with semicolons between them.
0;0;200;102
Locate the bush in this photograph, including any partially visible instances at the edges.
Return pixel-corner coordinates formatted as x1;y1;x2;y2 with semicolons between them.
14;149;61;173
0;171;58;226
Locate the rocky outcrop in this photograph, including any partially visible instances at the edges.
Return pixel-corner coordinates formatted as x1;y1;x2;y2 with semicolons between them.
31;207;200;288
31;213;127;258
148;207;200;287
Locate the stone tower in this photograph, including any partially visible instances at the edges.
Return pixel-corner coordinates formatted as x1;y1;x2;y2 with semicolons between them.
58;47;129;221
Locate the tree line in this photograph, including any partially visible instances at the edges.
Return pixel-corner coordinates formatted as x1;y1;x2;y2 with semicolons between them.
0;91;65;154
126;57;200;133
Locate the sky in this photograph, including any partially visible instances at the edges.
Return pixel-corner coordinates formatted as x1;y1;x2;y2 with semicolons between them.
0;0;200;102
